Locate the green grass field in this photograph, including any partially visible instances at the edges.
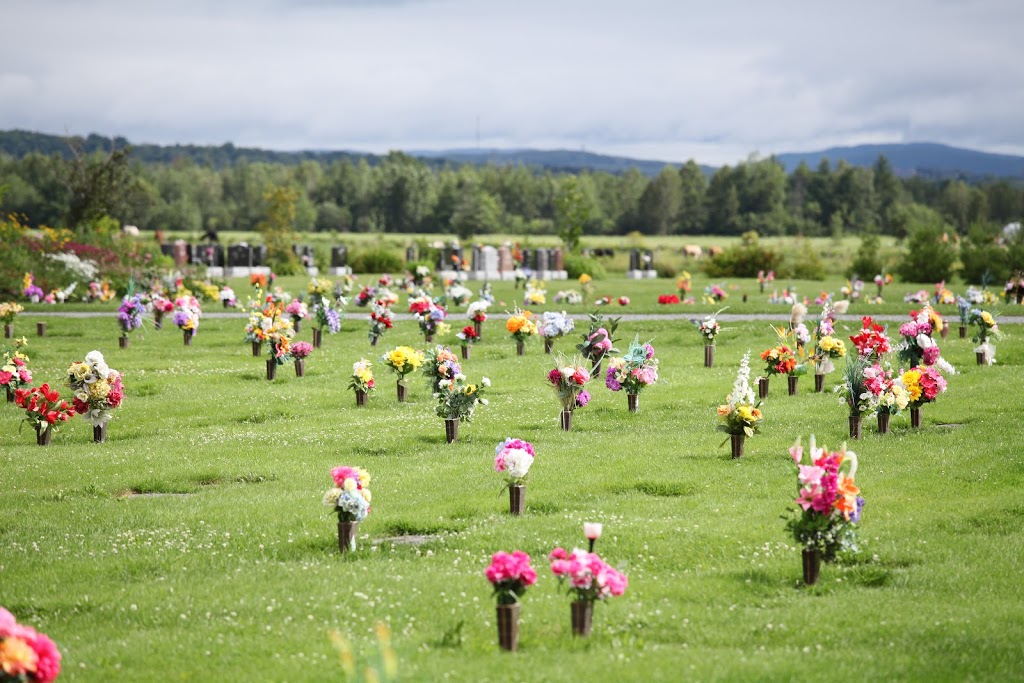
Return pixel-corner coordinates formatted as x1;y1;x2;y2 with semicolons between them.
2;292;1022;681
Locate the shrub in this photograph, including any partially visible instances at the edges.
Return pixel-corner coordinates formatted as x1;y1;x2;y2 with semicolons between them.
848;231;883;279
783;239;826;280
563;252;607;280
959;224;1009;285
655;262;678;279
896;221;957;283
703;231;782;278
350;246;404;274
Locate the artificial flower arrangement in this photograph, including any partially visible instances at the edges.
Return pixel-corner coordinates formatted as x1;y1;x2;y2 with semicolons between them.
311;294;344;336
576;311;619;372
494;437;535;489
409;296;449;341
874;273;892;297
862;361;909;427
539;310;575;353
381;346;425;400
349;358;375;405
85;280;117;303
810;303;846;377
548;547;628;636
901;366;947;411
290;341;313;377
716;351;763;457
677;271;692;296
411;265;432;289
323;465;372;552
172;295;202;335
478;281;494;303
14;383;76;444
692;308;725;346
446;282;473;307
116;294;145;340
524;280;547;306
309;277;333;299
219;286;236;307
969;308;1001;365
250;273;268;290
434;373;489;441
934;280;956;305
897;305;951;370
467;300;489;325
840;278;864;301
578;273;594;303
757;269;775;292
0;606;62;682
456;325;479;350
0;338;33;398
421;345;462;393
704;283;728;304
548;353;592;429
486;550;537;651
554;290;583;305
605;336;658;401
1;301;24;327
334;274;356;298
760;327;806;383
785;436;863;584
378;273;394;288
657;294;681;305
284;299;310;331
849;316;891;361
506;307;539;351
355;285;377;307
368;300;393;343
150;294;174;327
903;289;929;305
1005;273;1024;304
22;273;44;302
67;350;124;440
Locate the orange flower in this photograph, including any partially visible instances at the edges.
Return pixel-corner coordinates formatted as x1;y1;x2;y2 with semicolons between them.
716;405;731;416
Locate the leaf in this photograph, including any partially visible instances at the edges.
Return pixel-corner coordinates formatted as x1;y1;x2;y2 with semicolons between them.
743;426;754;437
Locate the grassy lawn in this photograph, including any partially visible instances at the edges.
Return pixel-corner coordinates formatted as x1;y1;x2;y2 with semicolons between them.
1;303;1022;681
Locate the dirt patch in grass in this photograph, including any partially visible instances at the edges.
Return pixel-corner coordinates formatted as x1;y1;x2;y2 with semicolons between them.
626;481;697;497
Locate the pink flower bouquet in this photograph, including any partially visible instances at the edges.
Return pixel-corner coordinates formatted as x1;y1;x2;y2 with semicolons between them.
485;551;537;605
0;607;62;682
548;547;628;602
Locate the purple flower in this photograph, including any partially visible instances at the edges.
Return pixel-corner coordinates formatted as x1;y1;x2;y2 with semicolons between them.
325;308;341;333
172;311;190;327
576;390;591;408
850;496;866;523
605;365;621;391
643;343;655;360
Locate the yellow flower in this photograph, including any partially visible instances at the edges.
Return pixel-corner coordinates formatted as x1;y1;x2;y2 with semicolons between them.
465;384;477;395
736;405;754;422
579;273;592;285
88;379;111;400
980;311;995;326
69;362;90;381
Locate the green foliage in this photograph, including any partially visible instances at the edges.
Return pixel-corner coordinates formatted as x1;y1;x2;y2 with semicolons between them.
849;230;883;279
562;252;607;280
554;177;589;252
960;223;1010;285
704;231;783;277
349;246;403;274
782;238;826;280
895;211;958;283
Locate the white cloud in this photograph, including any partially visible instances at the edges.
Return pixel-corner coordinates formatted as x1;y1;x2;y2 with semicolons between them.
2;0;1023;165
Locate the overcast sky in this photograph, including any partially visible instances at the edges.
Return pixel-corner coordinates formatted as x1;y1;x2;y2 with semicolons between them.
2;0;1022;165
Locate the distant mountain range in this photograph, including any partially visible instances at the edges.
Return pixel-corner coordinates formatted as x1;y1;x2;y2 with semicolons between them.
2;129;1022;180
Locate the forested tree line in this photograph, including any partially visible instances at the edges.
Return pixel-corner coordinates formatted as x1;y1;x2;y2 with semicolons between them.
1;143;1022;244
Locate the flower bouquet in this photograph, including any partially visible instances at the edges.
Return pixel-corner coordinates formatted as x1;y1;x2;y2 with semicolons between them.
308;277;332;298
657;294;681;305
446;282;473;307
548;353;591;431
897;305;945;368
250;273;268;290
172;295;202;345
311;295;345;347
810;303;845;392
0;606;62;682
67;350;124;442
1;302;24;338
849;316;891;362
757;269;775;293
0;339;32;403
968;308;1001;365
494;437;535;515
150;295;174;330
785;436;863;584
411;265;432;289
113;294;143;348
874;273;892;297
219;286;236;308
434;374;489;443
524;280;546;306
548;547;627;637
355;285;377;308
323;466;371;553
368;300;393;346
381;346;425;402
486;551;537;651
539;310;575;354
900;365;947;428
334;274;356;298
506;307;538;356
841;278;864;301
467;300;489;338
554;290;583;305
576;311;619;375
291;341;312;377
422;345;461;394
284;299;310;334
15;383;75;446
349;358;375;406
412;298;449;342
760;329;805;396
716;352;763;458
677;271;692;297
605;336;658;413
455;325;479;359
862;361;909;433
692;307;725;367
704;283;728;304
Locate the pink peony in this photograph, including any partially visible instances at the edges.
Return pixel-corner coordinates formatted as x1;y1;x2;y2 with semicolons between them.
0;371;11;385
331;466;359;487
27;632;61;683
922;346;940;365
547;368;562;385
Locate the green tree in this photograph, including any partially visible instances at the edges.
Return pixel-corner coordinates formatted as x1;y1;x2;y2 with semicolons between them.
450;183;502;241
257;185;301;275
676;160;707;233
895;209;957;282
554;176;590;252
